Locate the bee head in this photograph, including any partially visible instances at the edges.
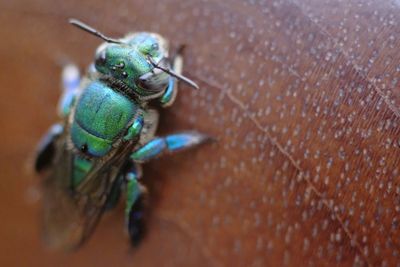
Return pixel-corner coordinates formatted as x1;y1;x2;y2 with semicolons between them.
69;19;199;99
94;33;171;97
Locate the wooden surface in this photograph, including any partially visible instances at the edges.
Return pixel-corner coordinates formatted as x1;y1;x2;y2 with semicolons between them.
1;0;400;266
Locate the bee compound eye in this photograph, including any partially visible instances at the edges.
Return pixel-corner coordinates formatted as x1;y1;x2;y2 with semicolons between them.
95;49;107;65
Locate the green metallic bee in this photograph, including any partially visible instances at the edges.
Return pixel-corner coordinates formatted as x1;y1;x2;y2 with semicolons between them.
34;19;208;249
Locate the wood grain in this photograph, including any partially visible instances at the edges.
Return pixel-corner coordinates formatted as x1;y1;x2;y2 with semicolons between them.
1;0;400;266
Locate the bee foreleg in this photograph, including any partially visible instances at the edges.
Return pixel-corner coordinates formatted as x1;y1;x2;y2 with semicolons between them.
159;76;178;107
130;131;210;163
124;165;148;246
159;53;183;107
58;64;81;117
34;124;64;173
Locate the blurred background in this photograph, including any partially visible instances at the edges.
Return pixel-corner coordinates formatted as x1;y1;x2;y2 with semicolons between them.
1;0;400;266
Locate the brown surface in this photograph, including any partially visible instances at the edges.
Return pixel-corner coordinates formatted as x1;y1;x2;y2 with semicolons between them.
1;0;400;266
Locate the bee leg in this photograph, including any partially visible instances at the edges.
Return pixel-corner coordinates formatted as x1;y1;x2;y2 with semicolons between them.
123;113;144;141
34;124;64;172
58;64;81;117
159;53;183;107
105;163;142;211
124;165;148;246
130;131;210;163
159;76;178;107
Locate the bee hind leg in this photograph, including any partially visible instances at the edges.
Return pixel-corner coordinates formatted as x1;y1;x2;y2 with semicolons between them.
130;131;211;163
34;124;63;173
105;163;142;212
123;164;148;246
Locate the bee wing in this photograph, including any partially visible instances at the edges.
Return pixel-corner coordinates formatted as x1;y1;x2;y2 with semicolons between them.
41;132;130;250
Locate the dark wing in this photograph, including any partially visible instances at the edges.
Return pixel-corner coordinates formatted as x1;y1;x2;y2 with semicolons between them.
41;131;132;250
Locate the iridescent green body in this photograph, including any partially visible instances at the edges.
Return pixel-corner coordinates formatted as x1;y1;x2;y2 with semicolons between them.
67;33;161;187
34;20;208;249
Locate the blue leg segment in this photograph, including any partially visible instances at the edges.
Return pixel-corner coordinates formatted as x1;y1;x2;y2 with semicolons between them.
124;165;147;246
160;77;177;107
123;114;144;141
58;64;81;117
34;124;63;172
130;131;210;163
159;52;183;107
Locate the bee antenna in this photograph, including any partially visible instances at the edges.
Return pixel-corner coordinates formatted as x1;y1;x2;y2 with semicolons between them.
147;56;199;90
69;18;123;44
